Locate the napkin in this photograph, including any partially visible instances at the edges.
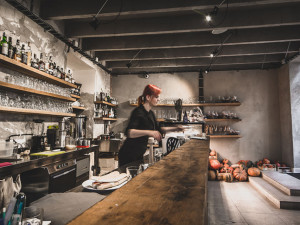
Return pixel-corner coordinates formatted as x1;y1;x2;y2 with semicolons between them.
0;162;12;167
91;171;128;183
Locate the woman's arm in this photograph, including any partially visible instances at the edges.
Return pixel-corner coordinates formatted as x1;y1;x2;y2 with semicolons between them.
127;129;162;141
161;126;184;133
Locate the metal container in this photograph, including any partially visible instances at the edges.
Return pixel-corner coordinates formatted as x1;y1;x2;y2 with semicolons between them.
75;116;87;139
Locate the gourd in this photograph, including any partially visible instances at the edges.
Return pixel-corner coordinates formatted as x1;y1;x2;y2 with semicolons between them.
233;167;248;181
247;167;261;177
263;158;270;164
208;170;216;181
224;173;233;182
210;150;216;156
210;159;221;170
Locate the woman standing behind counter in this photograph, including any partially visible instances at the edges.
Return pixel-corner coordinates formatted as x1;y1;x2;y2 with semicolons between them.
118;84;183;167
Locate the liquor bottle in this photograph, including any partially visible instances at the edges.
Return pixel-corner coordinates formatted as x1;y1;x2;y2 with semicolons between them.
7;37;13;59
21;44;27;64
183;110;189;123
14;39;22;62
66;69;71;82
1;32;8;56
48;56;54;75
38;53;45;71
26;42;32;66
60;67;65;80
44;54;49;73
31;53;37;68
53;62;57;77
56;66;61;79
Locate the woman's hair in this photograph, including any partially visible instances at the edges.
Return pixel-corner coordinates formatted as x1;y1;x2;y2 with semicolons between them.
137;84;161;106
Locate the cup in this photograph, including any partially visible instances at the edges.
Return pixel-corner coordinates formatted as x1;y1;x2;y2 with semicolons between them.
22;206;44;225
126;165;142;178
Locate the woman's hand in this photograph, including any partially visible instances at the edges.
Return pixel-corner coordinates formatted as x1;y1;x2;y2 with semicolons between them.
149;130;162;141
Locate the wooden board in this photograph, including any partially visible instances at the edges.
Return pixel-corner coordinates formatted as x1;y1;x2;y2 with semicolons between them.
204;118;241;122
0;54;77;88
0;106;76;117
94;117;117;121
72;106;85;110
71;94;80;99
68;139;210;225
208;135;241;138
0;81;76;102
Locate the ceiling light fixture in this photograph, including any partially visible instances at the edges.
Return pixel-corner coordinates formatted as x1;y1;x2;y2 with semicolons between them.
89;0;110;30
125;49;143;69
205;0;227;23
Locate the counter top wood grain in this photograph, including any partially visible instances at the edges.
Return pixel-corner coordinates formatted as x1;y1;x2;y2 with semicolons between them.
68;139;210;225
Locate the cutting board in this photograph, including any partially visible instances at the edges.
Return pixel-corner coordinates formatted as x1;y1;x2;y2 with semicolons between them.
30;151;66;156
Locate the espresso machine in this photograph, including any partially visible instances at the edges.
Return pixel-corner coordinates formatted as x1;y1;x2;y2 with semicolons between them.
31;119;45;153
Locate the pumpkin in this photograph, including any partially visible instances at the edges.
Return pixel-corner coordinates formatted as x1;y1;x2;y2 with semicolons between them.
246;160;254;168
233;167;248;181
210;150;216;156
224;173;233;182
210;159;221;170
224;164;229;169
247;167;261;177
257;160;263;167
223;159;229;164
227;166;234;174
208;170;216;181
263;158;270;164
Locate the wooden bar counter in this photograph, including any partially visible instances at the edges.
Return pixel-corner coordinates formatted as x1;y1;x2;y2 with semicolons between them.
68;139;210;225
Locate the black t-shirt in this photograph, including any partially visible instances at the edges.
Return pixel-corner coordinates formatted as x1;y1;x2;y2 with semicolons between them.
118;105;161;166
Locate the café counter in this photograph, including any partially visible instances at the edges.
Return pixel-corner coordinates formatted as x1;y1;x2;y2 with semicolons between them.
0;145;100;178
68;139;210;225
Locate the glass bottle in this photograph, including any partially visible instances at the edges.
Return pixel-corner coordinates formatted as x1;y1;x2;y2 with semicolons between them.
14;39;22;62
44;54;49;73
26;42;32;66
48;56;54;75
56;66;61;79
60;67;65;80
7;37;13;59
53;62;57;77
38;53;45;71
21;44;27;64
0;32;8;56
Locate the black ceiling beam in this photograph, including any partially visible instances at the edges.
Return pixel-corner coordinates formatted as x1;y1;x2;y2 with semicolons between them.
111;63;281;75
83;26;300;51
66;4;300;38
106;54;284;68
95;42;300;61
41;0;300;20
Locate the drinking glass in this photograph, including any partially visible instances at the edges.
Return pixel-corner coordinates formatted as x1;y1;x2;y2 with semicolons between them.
126;165;142;178
22;206;44;225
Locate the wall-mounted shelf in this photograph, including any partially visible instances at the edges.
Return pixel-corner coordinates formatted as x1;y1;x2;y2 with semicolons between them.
204;118;241;122
71;94;80;99
0;54;77;88
0;81;76;102
129;102;241;107
95;101;117;107
207;135;241;138
0;106;76;117
94;117;117;121
72;106;85;110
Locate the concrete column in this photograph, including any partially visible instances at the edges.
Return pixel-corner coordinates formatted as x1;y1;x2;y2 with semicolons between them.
289;61;300;172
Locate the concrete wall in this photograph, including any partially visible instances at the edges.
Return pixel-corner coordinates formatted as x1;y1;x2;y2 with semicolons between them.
112;69;282;164
278;64;294;168
288;61;300;172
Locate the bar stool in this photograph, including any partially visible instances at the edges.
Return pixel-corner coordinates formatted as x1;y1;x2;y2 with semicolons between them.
166;137;180;155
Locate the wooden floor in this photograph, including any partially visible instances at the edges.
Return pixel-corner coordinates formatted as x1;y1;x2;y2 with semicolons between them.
68;139;210;225
208;181;300;225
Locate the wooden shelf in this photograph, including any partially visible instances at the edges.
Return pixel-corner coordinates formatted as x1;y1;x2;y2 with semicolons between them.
0;81;76;102
72;106;85;110
94;101;117;107
207;135;241;138
130;102;241;107
0;106;76;117
0;54;77;88
204;118;241;122
71;94;80;99
94;117;117;121
156;118;165;122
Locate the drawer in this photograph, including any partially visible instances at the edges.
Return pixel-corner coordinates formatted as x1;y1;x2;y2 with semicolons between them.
76;157;90;177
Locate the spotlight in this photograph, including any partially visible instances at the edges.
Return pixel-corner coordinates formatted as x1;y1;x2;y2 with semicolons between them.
204;70;208;74
210;53;214;58
126;63;132;68
210;49;219;58
144;73;149;79
205;14;212;22
89;17;100;30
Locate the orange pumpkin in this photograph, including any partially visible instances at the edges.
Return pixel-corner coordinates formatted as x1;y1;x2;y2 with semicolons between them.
210;159;221;170
210;150;216;156
247;167;261;177
223;159;229;164
233;167;248;181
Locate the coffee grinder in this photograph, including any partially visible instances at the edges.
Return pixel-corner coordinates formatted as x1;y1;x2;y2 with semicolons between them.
31;119;45;153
